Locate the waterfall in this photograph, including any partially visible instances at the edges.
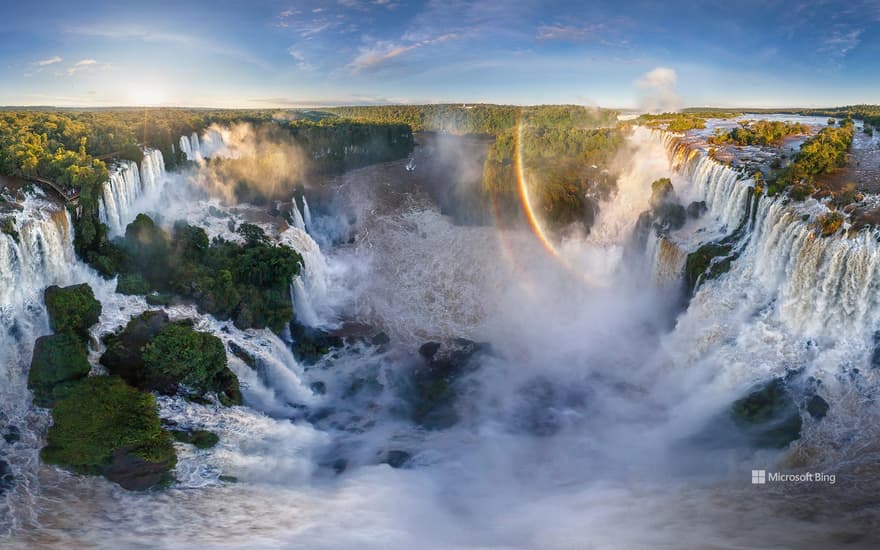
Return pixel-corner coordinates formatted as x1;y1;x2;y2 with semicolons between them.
302;196;313;234
98;160;141;236
0;199;78;532
290;198;306;231
280;226;332;327
179;135;193;160
98;149;167;236
180;128;226;162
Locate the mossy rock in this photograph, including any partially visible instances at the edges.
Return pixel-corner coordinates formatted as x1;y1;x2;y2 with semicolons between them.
44;284;102;339
28;333;91;407
170;429;219;449
650;178;675;208
685;242;735;294
41;376;176;491
730;378;802;448
142;323;241;405
101;310;170;385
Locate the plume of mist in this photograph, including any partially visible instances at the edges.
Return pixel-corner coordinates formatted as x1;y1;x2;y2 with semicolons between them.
193;123;309;204
636;67;681;113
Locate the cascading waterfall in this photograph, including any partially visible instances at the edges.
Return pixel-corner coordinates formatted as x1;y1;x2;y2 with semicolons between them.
180;128;226;162
302;196;313;234
290;198;306;231
280;211;333;327
98;160;140;236
0;199;77;533
98;149;166;236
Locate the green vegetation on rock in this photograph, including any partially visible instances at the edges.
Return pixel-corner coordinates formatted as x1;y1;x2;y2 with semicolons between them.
708;120;809;146
41;376;176;490
43;284;102;339
27;333;90;407
685;243;735;294
102;312;241;406
170;429;219;449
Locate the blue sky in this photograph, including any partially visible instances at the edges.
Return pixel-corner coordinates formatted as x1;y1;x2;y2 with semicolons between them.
1;0;879;108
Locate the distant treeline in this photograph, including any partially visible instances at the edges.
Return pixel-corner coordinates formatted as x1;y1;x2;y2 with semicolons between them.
0;109;413;210
323;104;620;134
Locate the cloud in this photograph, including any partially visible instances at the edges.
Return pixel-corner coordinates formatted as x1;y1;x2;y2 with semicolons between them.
287;48;314;70
348;33;459;72
536;24;606;42
36;56;62;66
820;28;862;58
636;67;680;113
67;59;97;76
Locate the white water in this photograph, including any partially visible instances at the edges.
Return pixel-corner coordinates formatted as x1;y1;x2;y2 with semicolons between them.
98;149;166;235
5;121;880;548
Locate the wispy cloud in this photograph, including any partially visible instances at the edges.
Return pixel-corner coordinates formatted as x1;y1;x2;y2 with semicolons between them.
36;56;62;66
348;33;459;72
820;28;862;58
287;48;314;70
536;24;606;41
67;58;97;76
65;23;274;71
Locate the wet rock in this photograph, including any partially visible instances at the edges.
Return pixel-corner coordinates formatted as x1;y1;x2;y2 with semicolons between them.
101;310;170;383
409;338;490;429
514;377;588;436
654;202;687;233
102;447;175;491
686;200;708;218
382;450;412;468
290;322;344;364
418;342;442;360
218;475;238;483
0;460;13;494
730;378;802;448
370;332;390;347
170;429;220;449
3;425;20;445
28;333;91;407
806;395;830;420
871;331;880;369
310;381;327;395
650;177;675;208
228;341;257;369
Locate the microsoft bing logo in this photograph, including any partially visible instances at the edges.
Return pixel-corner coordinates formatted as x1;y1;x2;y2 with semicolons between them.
751;470;766;484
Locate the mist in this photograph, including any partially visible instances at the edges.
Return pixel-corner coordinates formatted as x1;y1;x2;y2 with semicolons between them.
191;123;309;205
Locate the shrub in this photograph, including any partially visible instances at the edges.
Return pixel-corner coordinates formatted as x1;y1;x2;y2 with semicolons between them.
44;284;102;339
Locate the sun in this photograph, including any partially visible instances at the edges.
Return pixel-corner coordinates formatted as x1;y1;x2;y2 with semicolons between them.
127;87;167;106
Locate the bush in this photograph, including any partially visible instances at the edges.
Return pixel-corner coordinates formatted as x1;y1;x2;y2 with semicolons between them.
43;284;102;339
116;273;151;295
41;376;176;490
28;333;91;407
817;211;845;237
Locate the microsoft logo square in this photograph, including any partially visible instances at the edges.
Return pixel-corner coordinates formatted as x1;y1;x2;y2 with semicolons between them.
752;470;766;484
